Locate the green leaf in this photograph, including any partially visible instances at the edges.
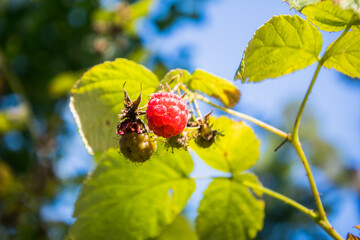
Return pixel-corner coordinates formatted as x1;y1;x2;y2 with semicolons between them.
190;117;260;174
302;0;360;31
68;147;195;240
235;15;322;83
188;70;240;108
156;69;191;91
70;58;158;154
196;173;265;240
322;31;360;78
335;0;360;17
286;0;321;11
152;215;198;240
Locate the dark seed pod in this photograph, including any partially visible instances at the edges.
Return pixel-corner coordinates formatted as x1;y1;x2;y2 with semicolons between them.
119;132;157;163
195;124;218;148
165;132;188;150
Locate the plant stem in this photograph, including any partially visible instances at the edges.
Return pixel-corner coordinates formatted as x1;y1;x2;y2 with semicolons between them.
291;62;326;220
192;99;203;119
290;19;354;240
243;180;343;240
195;93;289;139
292;63;321;137
242;180;317;218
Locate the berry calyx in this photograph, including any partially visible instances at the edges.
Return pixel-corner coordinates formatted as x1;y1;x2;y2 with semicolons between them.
193;109;221;148
119;132;157;163
195;124;218;148
146;92;188;138
165;132;188;150
116;86;157;163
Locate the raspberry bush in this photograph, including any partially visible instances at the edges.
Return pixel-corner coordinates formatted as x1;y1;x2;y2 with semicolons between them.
68;1;360;240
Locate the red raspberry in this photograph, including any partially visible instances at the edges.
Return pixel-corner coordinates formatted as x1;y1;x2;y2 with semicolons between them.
146;92;188;138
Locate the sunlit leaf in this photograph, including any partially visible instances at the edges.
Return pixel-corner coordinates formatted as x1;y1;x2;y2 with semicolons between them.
153;215;198;240
70;58;158;154
190;117;260;174
322;31;360;78
302;0;360;31
286;0;321;11
156;69;191;91
235;15;322;83
68;147;195;240
188;70;240;108
334;0;360;17
355;225;360;230
196;173;264;240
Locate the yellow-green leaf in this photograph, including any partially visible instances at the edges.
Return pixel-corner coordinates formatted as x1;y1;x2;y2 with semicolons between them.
153;215;198;240
196;173;264;240
335;0;360;17
323;31;360;78
302;0;360;31
190;117;260;174
188;70;240;108
286;0;321;11
68;147;195;240
156;69;191;91
70;58;158;154
235;15;322;83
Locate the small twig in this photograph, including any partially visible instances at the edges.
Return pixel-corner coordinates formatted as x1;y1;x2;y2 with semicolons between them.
274;136;290;152
192;99;203;119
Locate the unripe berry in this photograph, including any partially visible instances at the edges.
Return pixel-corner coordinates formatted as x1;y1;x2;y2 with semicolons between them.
119;132;157;163
166;132;188;150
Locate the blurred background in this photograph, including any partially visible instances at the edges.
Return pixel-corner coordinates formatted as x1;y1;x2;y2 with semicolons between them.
0;0;359;239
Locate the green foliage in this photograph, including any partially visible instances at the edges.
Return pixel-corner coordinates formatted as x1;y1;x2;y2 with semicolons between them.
48;71;82;99
336;0;360;17
196;173;264;240
188;70;240;108
157;69;191;90
70;58;158;154
153;215;198;240
190;117;260;174
286;0;321;11
322;31;360;78
302;0;360;31
158;69;240;108
235;15;322;83
0;105;28;134
68;147;195;240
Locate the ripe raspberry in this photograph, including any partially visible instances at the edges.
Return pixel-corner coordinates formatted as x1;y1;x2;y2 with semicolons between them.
119;132;157;163
146;92;188;138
